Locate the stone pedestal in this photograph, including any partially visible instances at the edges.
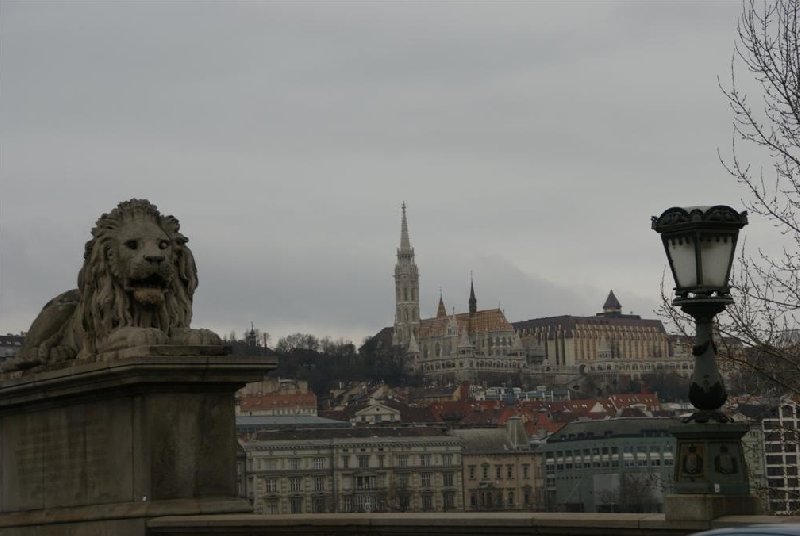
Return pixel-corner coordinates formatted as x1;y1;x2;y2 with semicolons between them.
664;493;761;521
665;422;760;520
0;348;275;535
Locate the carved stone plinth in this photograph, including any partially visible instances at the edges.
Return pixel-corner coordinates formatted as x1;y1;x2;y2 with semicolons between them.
666;422;760;520
0;351;275;535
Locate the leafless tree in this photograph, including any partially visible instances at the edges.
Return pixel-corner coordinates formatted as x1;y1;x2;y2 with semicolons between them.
662;0;800;395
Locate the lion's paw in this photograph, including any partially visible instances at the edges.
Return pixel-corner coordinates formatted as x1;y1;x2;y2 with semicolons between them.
170;328;222;346
98;327;169;352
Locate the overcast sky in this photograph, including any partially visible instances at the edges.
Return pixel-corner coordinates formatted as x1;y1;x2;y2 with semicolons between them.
0;1;780;345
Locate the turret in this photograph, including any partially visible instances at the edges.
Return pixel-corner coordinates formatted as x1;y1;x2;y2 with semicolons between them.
602;290;622;315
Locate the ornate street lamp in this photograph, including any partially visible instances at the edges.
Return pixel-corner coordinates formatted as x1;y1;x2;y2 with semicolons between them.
652;205;748;423
653;206;758;518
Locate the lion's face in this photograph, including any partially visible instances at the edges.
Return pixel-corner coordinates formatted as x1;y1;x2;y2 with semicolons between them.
112;218;176;306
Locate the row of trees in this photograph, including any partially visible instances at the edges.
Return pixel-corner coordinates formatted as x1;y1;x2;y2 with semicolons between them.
268;333;412;395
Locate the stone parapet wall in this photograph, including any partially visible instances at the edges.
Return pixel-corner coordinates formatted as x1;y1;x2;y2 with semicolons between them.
146;512;800;536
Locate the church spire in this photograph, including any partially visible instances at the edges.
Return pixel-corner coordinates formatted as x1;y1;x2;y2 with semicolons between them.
437;288;447;318
400;201;411;253
469;272;477;315
392;202;420;348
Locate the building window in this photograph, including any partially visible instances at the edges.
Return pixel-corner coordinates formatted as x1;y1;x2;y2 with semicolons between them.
314;476;325;492
508;491;515;507
399;493;411;511
397;473;409;487
290;458;301;471
289;477;302;492
421;472;432;487
443;454;453;467
443;472;454;487
312;497;326;513
265;478;277;493
468;465;476;480
398;455;408;468
356;475;375;490
522;464;530;479
358;455;370;469
443;491;456;511
470;492;478;508
378;454;385;468
313;457;325;470
266;500;279;514
290;496;303;514
342;455;350;468
482;465;489;479
495;465;502;479
506;465;513;479
422;494;434;511
421;454;432;467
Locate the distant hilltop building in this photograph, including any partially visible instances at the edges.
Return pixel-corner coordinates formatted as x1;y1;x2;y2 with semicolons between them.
383;204;694;385
390;203;525;382
513;291;693;380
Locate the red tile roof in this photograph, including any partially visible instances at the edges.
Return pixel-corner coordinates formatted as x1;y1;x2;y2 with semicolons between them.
607;393;660;411
240;392;317;411
418;309;513;338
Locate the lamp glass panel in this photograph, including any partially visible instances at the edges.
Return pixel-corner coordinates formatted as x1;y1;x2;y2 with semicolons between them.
699;236;734;288
667;238;697;288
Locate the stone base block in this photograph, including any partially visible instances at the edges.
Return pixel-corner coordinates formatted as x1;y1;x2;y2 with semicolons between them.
0;353;275;535
664;494;761;521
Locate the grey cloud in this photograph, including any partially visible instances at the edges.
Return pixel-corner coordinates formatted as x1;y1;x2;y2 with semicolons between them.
0;1;772;343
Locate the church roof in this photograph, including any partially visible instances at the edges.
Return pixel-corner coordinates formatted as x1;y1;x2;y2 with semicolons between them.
512;314;666;337
418;308;513;338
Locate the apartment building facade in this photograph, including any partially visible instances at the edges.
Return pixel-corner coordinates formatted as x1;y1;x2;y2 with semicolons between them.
762;400;800;514
540;418;676;513
240;427;463;514
451;418;545;511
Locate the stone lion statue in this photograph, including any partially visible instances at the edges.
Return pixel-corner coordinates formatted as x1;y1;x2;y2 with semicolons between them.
6;199;221;371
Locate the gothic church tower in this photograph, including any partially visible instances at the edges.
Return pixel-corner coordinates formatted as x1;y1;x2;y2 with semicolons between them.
392;203;420;347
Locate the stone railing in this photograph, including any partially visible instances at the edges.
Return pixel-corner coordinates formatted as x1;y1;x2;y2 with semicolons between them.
147;512;800;536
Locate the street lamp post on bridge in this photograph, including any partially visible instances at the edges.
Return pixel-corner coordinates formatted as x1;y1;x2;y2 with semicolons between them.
652;205;760;520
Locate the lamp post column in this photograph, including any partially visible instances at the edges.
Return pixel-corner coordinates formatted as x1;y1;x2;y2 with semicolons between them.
676;299;730;423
